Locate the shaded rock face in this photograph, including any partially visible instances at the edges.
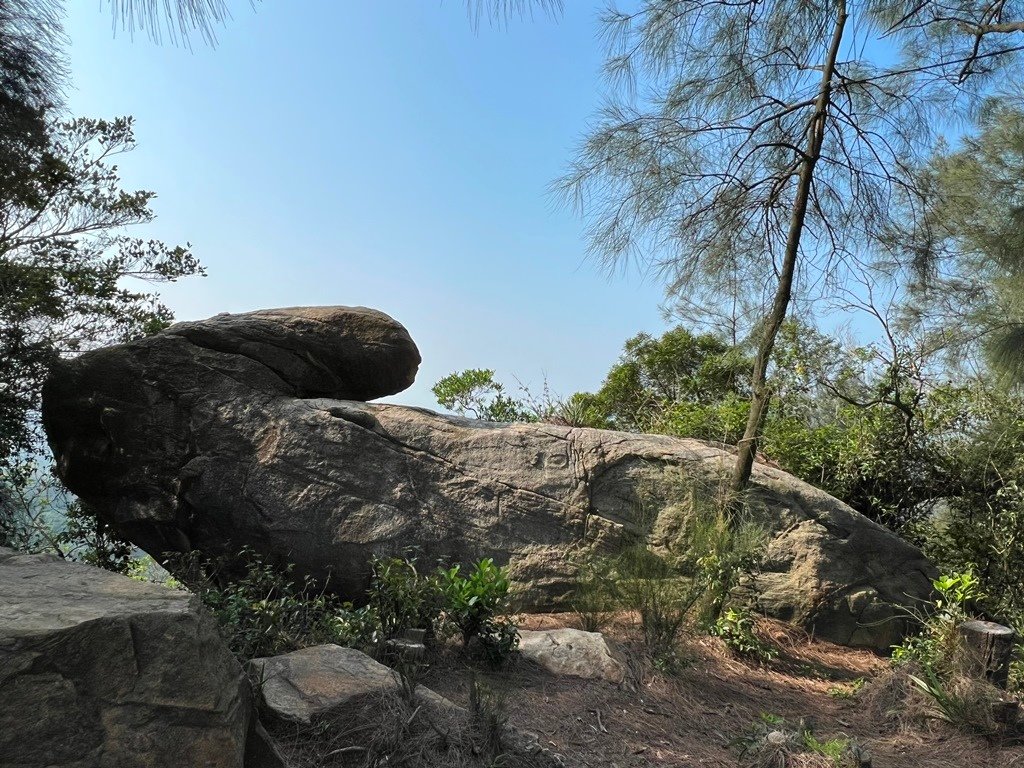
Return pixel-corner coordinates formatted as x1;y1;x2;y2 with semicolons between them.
0;548;253;768
43;306;934;651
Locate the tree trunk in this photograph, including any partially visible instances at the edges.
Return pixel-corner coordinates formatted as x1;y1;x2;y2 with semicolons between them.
958;619;1016;689
729;1;849;500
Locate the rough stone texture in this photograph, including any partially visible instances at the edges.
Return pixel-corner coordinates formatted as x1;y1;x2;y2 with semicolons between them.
163;306;421;401
518;629;624;682
250;645;561;767
249;645;401;725
0;547;252;768
43;305;935;651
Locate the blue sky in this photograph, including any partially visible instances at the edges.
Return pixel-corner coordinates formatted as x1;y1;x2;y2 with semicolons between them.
63;2;669;408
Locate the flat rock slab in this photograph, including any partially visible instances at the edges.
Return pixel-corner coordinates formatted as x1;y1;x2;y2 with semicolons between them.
0;548;252;768
249;644;402;725
249;644;561;766
518;629;625;682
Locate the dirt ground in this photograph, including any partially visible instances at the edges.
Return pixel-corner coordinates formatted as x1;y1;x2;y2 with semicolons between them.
416;614;1024;768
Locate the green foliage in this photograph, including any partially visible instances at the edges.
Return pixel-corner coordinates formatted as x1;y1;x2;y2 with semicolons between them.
0;461;133;572
570;553;617;632
431;369;534;423
438;558;519;663
368;554;445;640
711;608;777;664
612;544;698;670
173;547;349;659
910;99;1024;383
1;116;201;465
734;714;863;768
172;549;521;665
827;678;865;700
1;114;200;566
886;570;1015;734
892;571;982;673
572;472;767;670
584;327;749;436
333;603;384;651
800;731;855;764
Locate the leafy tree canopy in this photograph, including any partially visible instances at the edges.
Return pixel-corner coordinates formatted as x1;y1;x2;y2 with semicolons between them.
0;115;202;554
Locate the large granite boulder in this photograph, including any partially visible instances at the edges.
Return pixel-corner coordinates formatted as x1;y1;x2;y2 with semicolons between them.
42;306;935;651
0;548;256;768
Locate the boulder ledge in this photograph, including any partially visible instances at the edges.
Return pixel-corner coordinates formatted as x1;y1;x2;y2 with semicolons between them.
0;548;255;768
42;306;935;651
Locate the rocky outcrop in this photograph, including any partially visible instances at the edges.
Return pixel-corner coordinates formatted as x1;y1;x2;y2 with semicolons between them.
0;547;256;768
518;629;625;682
42;306;935;651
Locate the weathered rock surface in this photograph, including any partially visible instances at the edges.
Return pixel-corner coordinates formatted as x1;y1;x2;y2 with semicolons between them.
43;305;935;651
518;629;624;683
250;644;561;766
249;644;404;725
0;547;254;768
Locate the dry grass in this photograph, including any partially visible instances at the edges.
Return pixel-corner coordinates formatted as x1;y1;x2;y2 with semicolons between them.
267;679;552;768
417;613;1024;768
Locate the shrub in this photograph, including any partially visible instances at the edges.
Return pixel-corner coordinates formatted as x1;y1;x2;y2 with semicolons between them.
172;547;349;659
610;544;699;670
439;558;519;663
575;469;768;669
368;554;445;640
711;607;777;663
884;570;1016;734
892;570;982;674
333;602;383;651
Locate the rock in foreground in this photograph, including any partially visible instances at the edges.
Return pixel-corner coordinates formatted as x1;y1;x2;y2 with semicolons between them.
250;644;561;767
518;629;625;682
43;305;935;651
0;548;254;768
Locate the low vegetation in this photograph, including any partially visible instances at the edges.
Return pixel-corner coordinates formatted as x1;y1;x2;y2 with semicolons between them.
866;571;1021;737
170;548;520;665
571;471;769;670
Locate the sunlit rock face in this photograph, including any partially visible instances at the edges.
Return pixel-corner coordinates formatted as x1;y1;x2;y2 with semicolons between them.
43;305;934;651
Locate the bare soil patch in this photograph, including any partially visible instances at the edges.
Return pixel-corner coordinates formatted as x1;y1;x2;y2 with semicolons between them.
416;614;1024;768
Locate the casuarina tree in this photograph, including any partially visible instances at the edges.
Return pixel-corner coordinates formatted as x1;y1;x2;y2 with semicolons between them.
560;0;1024;497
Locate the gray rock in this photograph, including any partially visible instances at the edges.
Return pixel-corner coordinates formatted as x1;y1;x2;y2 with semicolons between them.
249;645;402;725
518;629;625;682
0;547;253;768
163;306;421;401
249;644;561;767
42;306;935;651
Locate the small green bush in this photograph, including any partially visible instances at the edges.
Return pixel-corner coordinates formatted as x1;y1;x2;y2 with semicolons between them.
711;607;777;663
887;570;1015;734
174;549;522;665
174;547;349;659
368;554;445;640
569;471;767;670
611;544;698;670
439;558;519;663
892;570;982;673
333;602;383;650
